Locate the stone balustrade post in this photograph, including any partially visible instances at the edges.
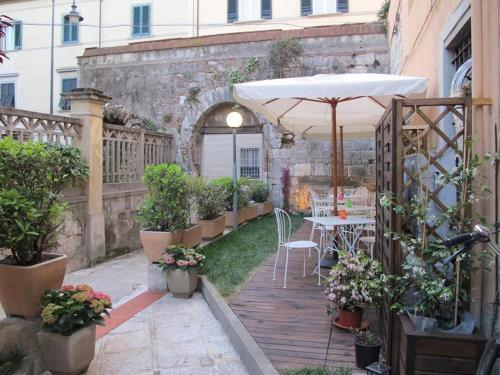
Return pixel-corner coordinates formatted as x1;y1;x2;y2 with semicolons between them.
64;88;111;265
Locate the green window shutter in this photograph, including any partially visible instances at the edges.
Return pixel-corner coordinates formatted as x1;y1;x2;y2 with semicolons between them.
228;0;238;23
301;0;312;16
133;6;141;35
14;22;22;49
60;78;77;110
142;5;150;35
337;0;349;13
261;0;272;19
1;83;15;108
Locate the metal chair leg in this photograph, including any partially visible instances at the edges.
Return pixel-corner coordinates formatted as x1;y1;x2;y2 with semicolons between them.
316;247;321;286
283;248;289;288
303;248;306;277
273;245;281;281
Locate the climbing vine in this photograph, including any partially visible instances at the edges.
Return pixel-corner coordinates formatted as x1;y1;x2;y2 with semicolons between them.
228;56;260;87
377;0;391;34
269;38;303;78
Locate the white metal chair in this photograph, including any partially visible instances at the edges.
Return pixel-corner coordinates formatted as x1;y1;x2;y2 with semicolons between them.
273;208;321;288
359;224;376;259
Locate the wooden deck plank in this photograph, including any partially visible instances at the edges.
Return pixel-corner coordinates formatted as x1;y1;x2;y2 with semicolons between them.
229;221;377;373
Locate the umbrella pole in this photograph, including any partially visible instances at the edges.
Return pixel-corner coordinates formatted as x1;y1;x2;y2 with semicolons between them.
331;101;338;216
340;126;344;189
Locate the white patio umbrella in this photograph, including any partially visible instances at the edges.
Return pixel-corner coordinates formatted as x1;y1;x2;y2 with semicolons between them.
233;73;428;214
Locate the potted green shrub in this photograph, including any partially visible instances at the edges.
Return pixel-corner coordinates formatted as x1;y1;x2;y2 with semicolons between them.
37;284;112;375
212;177;249;227
240;177;258;221
194;179;226;240
325;251;387;329
353;329;382;369
137;164;189;263
250;180;273;216
158;245;205;298
0;138;88;318
182;176;203;248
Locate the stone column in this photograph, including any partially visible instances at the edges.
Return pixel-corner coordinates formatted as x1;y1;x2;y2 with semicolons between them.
65;88;111;265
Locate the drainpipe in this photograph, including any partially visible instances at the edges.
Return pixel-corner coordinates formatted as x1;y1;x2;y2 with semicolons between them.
98;0;102;48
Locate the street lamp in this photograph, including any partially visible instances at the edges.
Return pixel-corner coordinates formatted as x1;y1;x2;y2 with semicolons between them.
226;111;243;230
50;0;84;114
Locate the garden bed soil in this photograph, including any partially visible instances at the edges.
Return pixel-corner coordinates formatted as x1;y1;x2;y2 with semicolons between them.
200;216;225;240
182;224;202;248
0;253;67;318
397;314;486;375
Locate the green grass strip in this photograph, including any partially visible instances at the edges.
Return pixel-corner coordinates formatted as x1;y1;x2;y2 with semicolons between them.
202;213;303;297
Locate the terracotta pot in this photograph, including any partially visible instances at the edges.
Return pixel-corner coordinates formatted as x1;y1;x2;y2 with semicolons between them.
338;308;363;329
166;269;199;299
140;230;183;263
182;224;202;248
0;253;67;319
224;210;245;227
200;215;225;240
262;201;273;215
37;324;96;375
245;204;259;221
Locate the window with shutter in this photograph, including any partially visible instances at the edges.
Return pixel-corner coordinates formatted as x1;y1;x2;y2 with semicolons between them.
301;0;312;16
63;17;79;44
261;0;272;19
0;83;15;108
2;21;22;50
337;0;348;13
228;0;238;23
132;5;151;37
59;78;77;111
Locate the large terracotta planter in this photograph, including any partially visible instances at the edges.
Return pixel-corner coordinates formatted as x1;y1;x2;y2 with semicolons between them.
0;253;67;319
245;204;259;221
37;324;96;375
224;210;245;227
166;269;199;299
338;308;363;329
200;215;225;240
182;224;202;248
140;230;183;263
258;201;273;216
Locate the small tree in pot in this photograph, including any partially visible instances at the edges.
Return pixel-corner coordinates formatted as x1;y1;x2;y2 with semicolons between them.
136;164;189;263
194;180;227;240
353;329;382;369
158;245;205;298
37;285;112;375
248;180;272;216
325;251;387;329
212;177;250;227
0;138;88;318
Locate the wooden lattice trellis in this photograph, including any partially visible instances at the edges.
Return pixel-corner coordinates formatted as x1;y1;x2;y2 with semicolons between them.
375;97;472;367
103;124;174;184
0;107;83;145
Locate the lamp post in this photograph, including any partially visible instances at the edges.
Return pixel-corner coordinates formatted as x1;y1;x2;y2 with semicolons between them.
50;0;83;114
226;111;243;230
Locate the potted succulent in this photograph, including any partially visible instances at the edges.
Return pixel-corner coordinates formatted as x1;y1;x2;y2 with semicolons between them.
37;284;112;375
182;176;203;248
325;250;387;329
239;178;258;221
353;329;382;369
136;164;189;263
194;179;227;240
158;245;205;298
212;177;248;227
0;139;88;318
250;180;273;216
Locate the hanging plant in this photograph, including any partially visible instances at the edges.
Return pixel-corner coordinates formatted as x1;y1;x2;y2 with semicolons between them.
185;87;201;107
228;57;260;87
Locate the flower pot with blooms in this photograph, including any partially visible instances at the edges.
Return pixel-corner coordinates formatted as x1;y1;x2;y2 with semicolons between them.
37;285;112;375
158;245;205;299
325;251;387;329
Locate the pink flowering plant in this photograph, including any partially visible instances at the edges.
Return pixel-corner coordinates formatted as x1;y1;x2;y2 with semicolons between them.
325;250;388;314
158;244;205;272
40;284;112;336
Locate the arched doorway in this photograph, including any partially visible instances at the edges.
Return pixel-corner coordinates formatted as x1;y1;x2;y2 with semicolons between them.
199;103;263;180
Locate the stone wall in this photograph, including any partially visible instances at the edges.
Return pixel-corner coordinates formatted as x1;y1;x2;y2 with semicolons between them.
79;24;388;211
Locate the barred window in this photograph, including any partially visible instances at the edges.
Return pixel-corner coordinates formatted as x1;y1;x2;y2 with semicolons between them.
240;148;260;179
451;32;471;71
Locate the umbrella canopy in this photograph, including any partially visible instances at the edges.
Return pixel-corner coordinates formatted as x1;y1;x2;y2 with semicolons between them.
234;73;428;140
233;73;428;213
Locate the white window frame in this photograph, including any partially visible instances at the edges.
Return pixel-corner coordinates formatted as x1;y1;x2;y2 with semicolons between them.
131;3;152;37
2;21;22;51
0;75;18;108
312;0;337;15
238;0;261;22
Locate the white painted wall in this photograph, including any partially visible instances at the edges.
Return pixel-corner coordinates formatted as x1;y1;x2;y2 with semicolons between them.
202;133;263;180
0;0;383;113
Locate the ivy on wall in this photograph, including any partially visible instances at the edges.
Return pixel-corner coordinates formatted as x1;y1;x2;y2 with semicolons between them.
228;57;260;87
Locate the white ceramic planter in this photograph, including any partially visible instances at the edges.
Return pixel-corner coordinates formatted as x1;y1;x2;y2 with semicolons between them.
37;324;96;375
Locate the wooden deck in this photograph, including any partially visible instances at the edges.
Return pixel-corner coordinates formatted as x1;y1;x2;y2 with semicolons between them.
230;221;374;374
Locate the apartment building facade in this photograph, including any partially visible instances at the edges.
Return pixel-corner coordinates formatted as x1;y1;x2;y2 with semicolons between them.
0;0;383;114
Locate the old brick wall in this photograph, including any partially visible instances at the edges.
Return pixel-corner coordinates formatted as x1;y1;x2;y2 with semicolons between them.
79;24;387;211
